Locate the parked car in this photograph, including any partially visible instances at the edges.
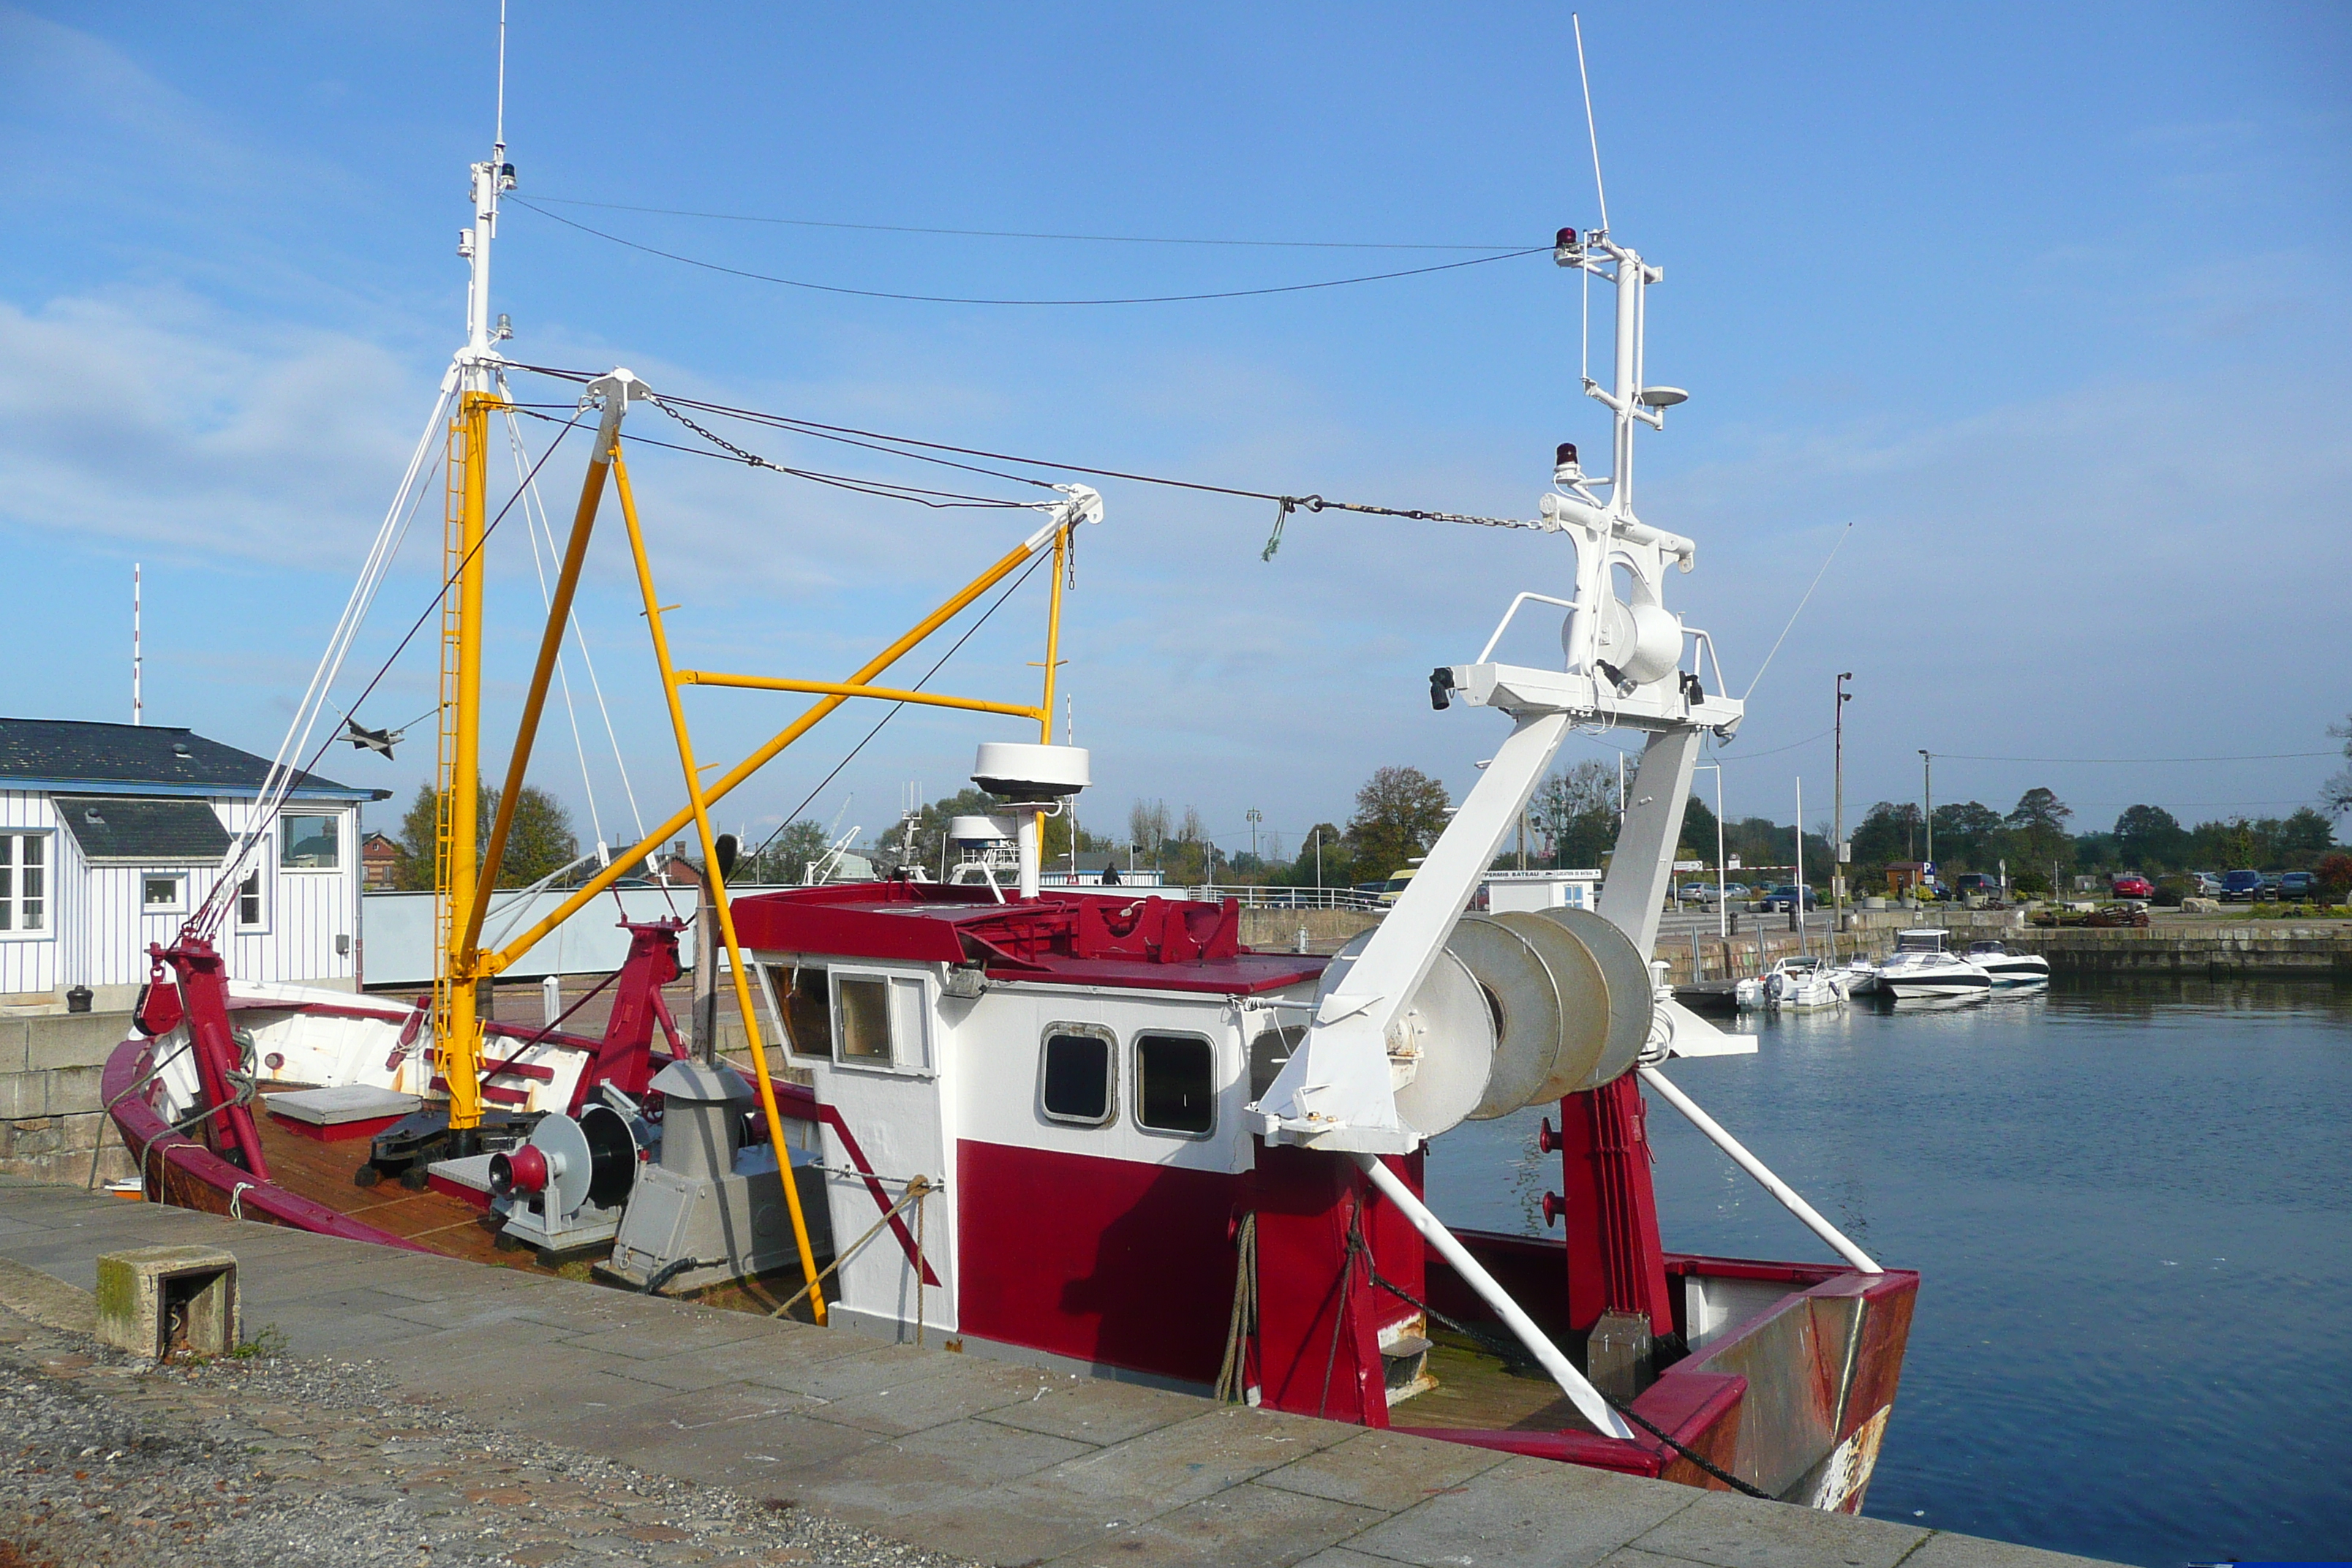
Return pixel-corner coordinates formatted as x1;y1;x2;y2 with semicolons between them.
2220;870;2265;902
2110;873;2155;900
1758;883;1817;913
1719;882;1750;902
2278;871;2318;901
2188;872;2223;897
1951;872;2002;901
2259;872;2284;899
1678;882;1722;904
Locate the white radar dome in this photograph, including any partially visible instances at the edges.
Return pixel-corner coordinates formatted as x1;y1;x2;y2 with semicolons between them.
971;742;1090;802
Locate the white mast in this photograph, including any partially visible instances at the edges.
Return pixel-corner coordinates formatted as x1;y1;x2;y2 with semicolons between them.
132;562;142;725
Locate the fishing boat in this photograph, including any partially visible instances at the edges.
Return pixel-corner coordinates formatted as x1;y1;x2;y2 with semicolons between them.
104;70;1915;1513
1963;939;2049;987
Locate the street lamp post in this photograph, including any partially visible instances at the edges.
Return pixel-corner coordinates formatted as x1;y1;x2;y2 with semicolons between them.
1918;749;1934;884
1833;673;1852;927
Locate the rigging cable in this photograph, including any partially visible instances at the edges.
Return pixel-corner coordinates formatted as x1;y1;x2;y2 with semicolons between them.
501;401;612;856
526;195;1529;252
1741;521;1852;702
195;410;587;937
206;383;454;930
510;405;1036;509
510;198;1548;307
501;369;1546;538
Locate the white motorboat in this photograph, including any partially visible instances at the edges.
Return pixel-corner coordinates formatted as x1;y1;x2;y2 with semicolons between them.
1735;955;1847;1011
1964;940;2050;987
1858;930;1992;1002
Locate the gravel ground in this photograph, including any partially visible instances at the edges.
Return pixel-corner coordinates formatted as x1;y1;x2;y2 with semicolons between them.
0;1305;972;1568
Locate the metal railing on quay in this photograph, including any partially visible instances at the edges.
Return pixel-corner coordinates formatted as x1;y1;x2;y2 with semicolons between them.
1177;884;1386;911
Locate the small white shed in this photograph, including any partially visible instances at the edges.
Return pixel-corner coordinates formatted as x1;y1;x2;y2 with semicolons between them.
0;719;391;1009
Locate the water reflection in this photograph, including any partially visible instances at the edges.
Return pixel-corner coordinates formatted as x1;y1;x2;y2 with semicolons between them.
1425;978;2352;1566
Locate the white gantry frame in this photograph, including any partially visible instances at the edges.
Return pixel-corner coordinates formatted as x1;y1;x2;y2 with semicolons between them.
1251;230;1743;1154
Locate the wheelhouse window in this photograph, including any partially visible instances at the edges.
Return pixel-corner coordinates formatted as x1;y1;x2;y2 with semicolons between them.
762;964;833;1059
282;813;339;870
0;832;47;935
836;976;892;1061
1248;1025;1305;1103
236;870;265;930
828;970;932;1071
1039;1025;1115;1126
1134;1031;1216;1137
142;874;185;913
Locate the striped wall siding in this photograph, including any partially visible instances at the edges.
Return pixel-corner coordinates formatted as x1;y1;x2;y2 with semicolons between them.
0;790;361;998
0;791;59;995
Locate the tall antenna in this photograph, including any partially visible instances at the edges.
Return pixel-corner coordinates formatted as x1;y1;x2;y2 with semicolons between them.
1572;13;1610;234
491;0;505;156
132;562;143;725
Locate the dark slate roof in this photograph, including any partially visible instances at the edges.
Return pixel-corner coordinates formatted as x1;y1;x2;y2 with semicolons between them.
53;796;233;864
0;720;387;801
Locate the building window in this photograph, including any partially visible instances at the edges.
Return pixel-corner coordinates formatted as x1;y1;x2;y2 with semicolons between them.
236;870;265;930
762;964;833;1059
282;813;339;870
0;832;48;935
1134;1031;1216;1137
1039;1025;1115;1126
142;874;186;913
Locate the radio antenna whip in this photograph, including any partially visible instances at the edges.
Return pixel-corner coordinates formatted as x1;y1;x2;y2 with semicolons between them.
494;0;508;154
1572;13;1610;234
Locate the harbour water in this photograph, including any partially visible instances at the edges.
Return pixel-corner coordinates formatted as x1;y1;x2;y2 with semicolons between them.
1425;977;2352;1566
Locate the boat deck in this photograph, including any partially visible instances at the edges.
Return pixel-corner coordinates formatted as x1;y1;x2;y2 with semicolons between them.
1392;1327;1588;1432
250;1111;819;1316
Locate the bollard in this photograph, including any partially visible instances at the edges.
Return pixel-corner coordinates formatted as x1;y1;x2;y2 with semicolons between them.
542;973;562;1027
1296;927;1310;954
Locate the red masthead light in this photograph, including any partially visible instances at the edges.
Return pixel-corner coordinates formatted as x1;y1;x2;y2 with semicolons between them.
1554;227;1582;266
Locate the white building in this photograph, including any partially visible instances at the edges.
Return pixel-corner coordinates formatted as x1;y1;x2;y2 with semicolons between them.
0;720;389;1009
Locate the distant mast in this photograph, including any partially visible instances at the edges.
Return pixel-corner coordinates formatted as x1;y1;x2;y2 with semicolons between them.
132;562;142;725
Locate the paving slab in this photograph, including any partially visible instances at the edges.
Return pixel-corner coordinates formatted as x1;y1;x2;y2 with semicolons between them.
1059;1479;1390;1568
780;1414;1096;1523
973;1373;1206;1446
1254;1427;1515;1512
1627;1489;1928;1567
1343;1455;1697;1568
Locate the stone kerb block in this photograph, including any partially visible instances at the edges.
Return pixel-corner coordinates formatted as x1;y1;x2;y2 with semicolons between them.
94;1245;241;1360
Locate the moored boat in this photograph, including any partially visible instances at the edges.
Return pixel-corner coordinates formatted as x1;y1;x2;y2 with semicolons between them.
106;58;1915;1514
1964;939;2050;987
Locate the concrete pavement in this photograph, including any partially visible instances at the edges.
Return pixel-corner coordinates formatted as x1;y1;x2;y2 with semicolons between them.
0;1178;2111;1568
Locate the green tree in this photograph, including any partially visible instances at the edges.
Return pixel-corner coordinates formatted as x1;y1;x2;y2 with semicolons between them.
1346;766;1451;881
2005;787;2074;875
2323;713;2352;821
1930;802;2005;870
1529;761;1615;870
742;819;829;883
1680;794;1720;862
2276;806;2337;867
393;780;579;891
1849;802;1921;867
1278;822;1353;887
2113;804;2186;871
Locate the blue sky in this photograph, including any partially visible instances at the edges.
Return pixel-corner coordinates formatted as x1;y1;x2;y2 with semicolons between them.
2;2;2345;863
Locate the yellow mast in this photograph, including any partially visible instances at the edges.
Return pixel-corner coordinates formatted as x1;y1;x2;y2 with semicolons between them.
433;390;498;1131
